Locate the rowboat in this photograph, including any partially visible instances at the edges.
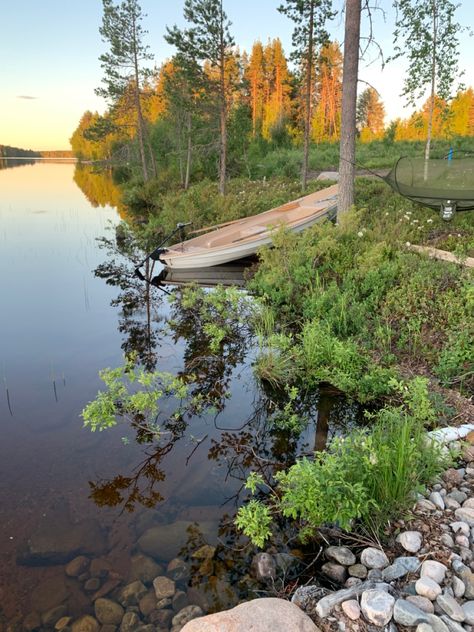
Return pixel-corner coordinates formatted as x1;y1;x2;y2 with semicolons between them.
158;184;338;269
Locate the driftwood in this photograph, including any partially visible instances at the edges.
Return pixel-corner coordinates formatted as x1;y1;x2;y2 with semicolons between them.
409;244;474;268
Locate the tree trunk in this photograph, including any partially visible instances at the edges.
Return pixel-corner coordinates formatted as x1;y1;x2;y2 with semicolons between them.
338;0;361;216
302;1;315;192
132;15;149;182
185;111;192;190
424;0;437;179
218;3;227;196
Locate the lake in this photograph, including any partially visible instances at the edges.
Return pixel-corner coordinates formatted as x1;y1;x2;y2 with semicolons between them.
0;161;337;629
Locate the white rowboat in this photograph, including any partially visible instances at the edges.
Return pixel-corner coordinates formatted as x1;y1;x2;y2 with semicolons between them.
159;184;338;269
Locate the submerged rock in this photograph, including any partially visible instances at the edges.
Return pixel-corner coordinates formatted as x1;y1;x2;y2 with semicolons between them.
137;520;217;562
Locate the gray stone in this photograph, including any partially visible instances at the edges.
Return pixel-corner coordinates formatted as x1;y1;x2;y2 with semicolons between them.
119;612;139;632
315;580;377;618
421;561;448;584
345;578;362;588
463;499;474;509
416;577;443;600
171;605;203;627
462;602;474;625
180;598;319;632
445;498;461;510
360;590;395;627
430;492;446;510
360;547;389;570
348;564;367;579
153;576;176;600
440;615;466;632
436;595;465;622
455;508;474;527
426;615;450;632
417;499;437;512
291;585;327;612
448;491;468;504
440;534;455;548
417;624;435;632
367;568;383;580
460;570;474;599
451;559;469;574
251;552;277;581
128;554;163;585
407;596;435;614
326;546;356;566
460;546;473;563
94;600;124;626
397;531;423;553
456;534;470;547
321;562;347;584
71;617;100;632
341;600;360;620
452;576;465;598
450;522;470;536
382;556;421;581
118;582;148;607
393;599;429;627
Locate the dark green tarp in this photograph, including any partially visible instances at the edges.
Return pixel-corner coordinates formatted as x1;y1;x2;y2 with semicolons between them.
384;156;474;211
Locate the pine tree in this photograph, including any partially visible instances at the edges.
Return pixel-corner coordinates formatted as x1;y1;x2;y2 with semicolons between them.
357;87;385;141
312;41;343;142
166;0;235;195
278;0;334;190
96;0;155;181
246;41;266;136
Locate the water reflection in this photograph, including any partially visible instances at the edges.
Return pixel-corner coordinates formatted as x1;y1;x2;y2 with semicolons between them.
74;164;129;219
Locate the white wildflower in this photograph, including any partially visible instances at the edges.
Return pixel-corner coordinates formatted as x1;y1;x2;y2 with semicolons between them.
357;231;364;237
406;241;411;247
427;218;433;223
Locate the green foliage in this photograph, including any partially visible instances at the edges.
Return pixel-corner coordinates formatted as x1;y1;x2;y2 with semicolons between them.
236;378;451;545
235;500;273;548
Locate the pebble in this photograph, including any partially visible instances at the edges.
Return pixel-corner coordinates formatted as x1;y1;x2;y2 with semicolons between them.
416;577;443;600
441;534;455;548
464;499;474;510
445;498;461;510
153;576;176;600
450;522;470;536
66;556;90;577
360;547;389;570
348;564;367;579
417;624;436;632
383;556;421;581
460;570;474;599
440;614;466;632
444;470;464;486
407;596;436;614
436;594;465;622
417;499;437;513
341;600;360;620
421;561;448;584
448;491;468;504
462;602;474;625
455;535;470;548
455;508;474;527
360;590;395;626
393;599;429;627
452;576;466;599
345;577;362;588
430;492;446;510
171;605;203;627
94;599;124;626
119;581;147;607
321;562;348;584
326;546;356;566
119;612;139;632
397;531;423;553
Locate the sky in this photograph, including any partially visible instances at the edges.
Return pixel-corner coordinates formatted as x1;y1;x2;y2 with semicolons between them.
0;0;473;151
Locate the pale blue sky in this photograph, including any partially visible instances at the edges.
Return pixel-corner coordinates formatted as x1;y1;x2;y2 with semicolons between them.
0;0;473;150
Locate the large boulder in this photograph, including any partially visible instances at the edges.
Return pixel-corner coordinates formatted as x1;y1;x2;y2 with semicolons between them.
180;598;320;632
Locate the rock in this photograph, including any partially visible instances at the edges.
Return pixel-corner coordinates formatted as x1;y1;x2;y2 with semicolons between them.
464;499;474;509
455;534;470;547
417;499;437;513
167;558;190;582
427;615;450;632
23;612;41;632
393;599;430;627
430;492;445;510
128;554;163;585
360;590;394;626
360;548;389;570
171;606;203;627
90;559;111;579
367;569;383;580
118;581;148;607
30;576;70;612
65;556;90;577
440;534;455;548
326;546;356;566
421;561;448;584
41;606;67;627
455;508;474;527
417;624;435;632
84;579;101;592
348;564;367;579
291;586;328;612
444;469;464;485
138;591;157;617
397;531;423;553
138;521;218;563
71;617;100;632
462;602;474;625
119;612;139;632
94;600;124;626
153;576;176;600
452;576;465;598
341;600;360;620
55;617;72;630
416;577;443;600
172;591;188;612
436;595;465;622
91;579;121;602
179;598;319;632
449;491;468;504
460;570;474;599
251;553;277;581
407;596;435;614
17;506;106;566
450;521;470;536
149;609;173;628
445;498;461;510
314;580;377;618
382;556;421;581
440;615;466;632
321;562;347;584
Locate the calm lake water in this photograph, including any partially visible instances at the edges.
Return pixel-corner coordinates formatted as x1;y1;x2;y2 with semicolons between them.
0;161;339;628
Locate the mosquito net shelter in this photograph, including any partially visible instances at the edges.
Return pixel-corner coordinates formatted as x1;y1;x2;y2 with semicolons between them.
384;155;474;220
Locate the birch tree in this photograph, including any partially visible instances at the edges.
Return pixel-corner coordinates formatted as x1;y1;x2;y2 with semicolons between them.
391;0;465;163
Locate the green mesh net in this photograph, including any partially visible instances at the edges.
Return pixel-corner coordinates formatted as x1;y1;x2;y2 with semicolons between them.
384;155;474;214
